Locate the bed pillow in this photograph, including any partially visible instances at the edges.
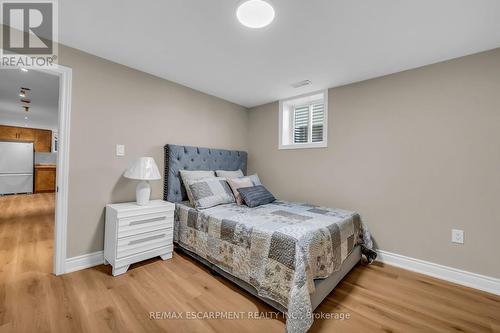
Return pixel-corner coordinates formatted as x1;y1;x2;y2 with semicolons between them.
187;177;235;209
179;170;215;204
215;169;244;179
235;174;261;185
227;177;254;205
238;185;275;208
247;174;262;186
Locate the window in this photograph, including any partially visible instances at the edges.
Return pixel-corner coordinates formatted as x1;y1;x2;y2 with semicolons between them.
279;90;328;149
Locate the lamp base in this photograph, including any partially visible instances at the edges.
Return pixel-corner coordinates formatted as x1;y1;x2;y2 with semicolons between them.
136;180;151;206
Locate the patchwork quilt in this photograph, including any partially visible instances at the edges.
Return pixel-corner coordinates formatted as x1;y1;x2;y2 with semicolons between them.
174;200;374;333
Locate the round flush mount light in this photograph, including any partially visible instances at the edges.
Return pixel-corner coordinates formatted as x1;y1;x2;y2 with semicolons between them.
236;0;275;29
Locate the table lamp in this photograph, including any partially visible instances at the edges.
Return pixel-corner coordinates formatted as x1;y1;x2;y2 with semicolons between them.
124;157;161;205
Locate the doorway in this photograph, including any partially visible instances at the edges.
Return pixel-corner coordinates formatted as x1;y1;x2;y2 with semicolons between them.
0;65;72;275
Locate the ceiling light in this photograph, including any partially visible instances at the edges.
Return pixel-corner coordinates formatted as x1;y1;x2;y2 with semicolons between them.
20;87;30;99
236;0;275;29
20;68;28;72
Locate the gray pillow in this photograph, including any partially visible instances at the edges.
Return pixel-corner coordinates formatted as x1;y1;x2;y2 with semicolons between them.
187;177;235;209
179;170;215;204
237;185;275;208
215;169;244;179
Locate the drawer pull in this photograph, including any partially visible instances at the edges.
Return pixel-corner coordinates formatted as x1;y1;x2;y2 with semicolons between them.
129;216;165;226
128;233;166;246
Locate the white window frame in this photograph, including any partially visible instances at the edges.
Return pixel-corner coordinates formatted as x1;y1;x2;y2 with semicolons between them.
279;90;328;150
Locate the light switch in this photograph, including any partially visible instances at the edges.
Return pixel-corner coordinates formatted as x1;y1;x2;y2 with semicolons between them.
116;144;125;156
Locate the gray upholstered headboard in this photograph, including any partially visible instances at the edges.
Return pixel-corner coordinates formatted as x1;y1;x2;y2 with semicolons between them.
163;144;248;202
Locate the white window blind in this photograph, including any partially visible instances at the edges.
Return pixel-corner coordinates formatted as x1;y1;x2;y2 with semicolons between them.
293;102;325;144
293;105;310;143
311;103;324;143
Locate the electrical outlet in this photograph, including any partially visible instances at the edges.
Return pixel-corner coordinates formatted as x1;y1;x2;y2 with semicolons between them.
452;229;464;244
116;144;125;157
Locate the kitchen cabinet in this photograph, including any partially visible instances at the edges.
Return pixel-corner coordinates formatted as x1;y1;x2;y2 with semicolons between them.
0;125;52;152
0;125;35;141
34;165;56;193
0;125;24;141
34;129;52;152
19;128;35;141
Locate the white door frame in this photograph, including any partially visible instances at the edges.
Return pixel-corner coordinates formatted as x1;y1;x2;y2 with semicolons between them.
34;65;73;275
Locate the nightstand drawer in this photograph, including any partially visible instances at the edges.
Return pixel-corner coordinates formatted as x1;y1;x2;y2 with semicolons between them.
117;228;173;259
117;211;173;238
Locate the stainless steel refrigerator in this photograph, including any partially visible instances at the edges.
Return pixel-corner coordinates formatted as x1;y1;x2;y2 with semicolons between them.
0;141;34;195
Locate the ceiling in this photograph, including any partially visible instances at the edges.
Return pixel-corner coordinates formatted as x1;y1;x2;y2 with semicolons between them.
58;0;500;108
0;69;59;129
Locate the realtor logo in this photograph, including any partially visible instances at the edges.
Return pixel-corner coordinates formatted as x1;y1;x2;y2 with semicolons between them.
1;0;58;67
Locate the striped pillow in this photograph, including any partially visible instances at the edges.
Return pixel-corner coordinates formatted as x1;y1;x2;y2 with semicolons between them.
237;185;276;208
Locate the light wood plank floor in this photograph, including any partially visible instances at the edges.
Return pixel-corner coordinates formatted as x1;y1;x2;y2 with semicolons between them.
0;194;499;332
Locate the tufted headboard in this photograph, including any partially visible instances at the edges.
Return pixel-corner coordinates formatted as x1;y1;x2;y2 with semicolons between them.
163;144;248;202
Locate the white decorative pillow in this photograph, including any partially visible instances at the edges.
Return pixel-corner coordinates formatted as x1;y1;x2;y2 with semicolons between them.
215;169;244;179
187;177;235;209
237;174;261;186
179;170;215;204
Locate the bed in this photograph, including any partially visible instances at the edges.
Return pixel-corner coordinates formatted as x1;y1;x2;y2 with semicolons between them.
163;144;374;333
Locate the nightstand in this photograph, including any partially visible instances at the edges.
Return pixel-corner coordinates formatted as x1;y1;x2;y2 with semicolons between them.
104;200;175;276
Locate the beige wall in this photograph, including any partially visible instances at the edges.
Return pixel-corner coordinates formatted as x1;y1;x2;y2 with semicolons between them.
4;20;498;278
59;46;248;257
248;48;500;278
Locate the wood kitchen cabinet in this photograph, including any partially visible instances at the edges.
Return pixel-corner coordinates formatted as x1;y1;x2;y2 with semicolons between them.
0;125;19;140
0;125;25;141
20;128;35;141
0;125;52;152
34;165;56;193
34;129;52;152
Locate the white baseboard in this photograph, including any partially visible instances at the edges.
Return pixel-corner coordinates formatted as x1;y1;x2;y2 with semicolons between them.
377;250;500;296
62;248;500;296
65;251;104;274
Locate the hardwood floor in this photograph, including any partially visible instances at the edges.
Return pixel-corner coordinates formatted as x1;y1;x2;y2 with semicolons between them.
0;194;499;332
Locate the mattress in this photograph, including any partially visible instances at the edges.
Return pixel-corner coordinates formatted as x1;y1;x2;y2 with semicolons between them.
174;200;372;333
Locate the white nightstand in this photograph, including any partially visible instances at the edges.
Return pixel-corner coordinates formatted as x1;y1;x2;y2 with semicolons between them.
104;200;175;276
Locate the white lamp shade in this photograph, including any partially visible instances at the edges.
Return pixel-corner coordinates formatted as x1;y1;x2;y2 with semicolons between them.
124;157;161;180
